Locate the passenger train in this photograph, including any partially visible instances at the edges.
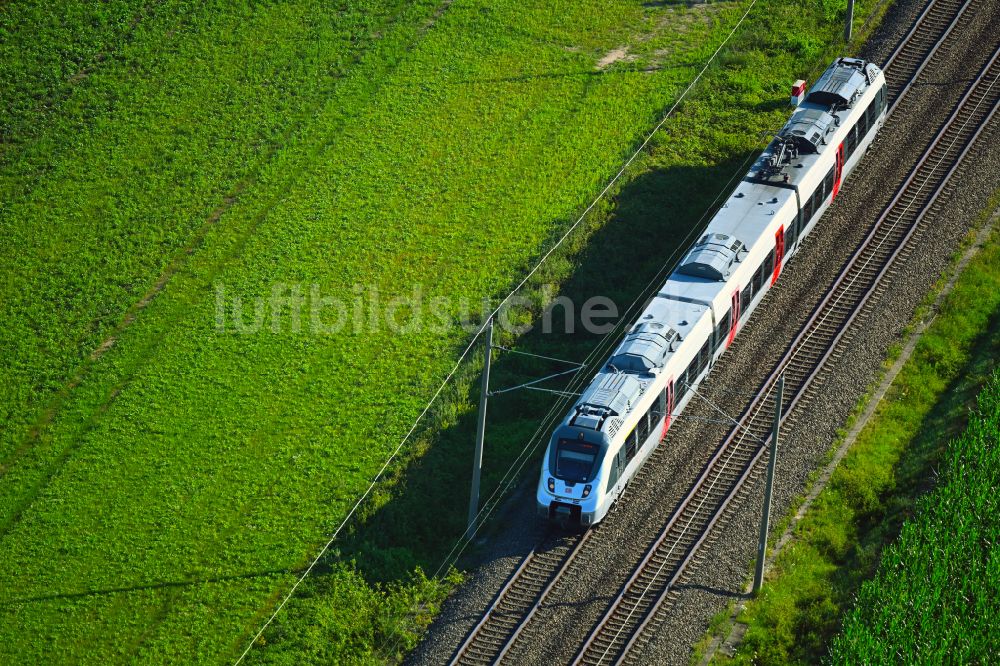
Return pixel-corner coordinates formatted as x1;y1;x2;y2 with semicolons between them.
537;58;888;527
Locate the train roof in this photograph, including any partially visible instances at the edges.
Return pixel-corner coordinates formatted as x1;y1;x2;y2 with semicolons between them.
671;58;884;280
563;58;884;439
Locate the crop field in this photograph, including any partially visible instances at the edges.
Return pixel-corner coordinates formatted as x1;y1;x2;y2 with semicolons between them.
0;0;878;663
830;369;1000;662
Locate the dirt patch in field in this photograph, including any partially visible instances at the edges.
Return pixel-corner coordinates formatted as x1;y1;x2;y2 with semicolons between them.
596;46;634;70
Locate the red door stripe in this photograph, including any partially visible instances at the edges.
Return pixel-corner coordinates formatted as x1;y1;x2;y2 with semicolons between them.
833;142;844;200
662;379;674;440
772;227;784;285
727;289;740;347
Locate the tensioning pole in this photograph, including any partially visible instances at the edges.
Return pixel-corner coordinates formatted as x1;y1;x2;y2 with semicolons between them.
753;374;784;595
845;0;855;43
467;316;493;536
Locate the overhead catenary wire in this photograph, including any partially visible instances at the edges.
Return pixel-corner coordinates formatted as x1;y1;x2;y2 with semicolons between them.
488;366;583;396
682;379;767;444
491;345;585;366
525;386;582;398
237;1;764;661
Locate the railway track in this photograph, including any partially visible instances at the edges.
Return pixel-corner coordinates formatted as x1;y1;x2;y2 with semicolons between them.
448;530;592;665
443;2;986;664
571;45;1000;666
883;0;975;113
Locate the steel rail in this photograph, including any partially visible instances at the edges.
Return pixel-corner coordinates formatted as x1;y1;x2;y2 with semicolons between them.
448;529;593;665
883;0;974;115
572;44;1000;666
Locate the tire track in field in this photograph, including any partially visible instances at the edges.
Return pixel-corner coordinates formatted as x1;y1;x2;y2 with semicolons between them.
0;565;304;607
61;1;162;85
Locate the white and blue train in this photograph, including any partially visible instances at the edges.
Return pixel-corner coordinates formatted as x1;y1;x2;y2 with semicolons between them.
537;58;888;527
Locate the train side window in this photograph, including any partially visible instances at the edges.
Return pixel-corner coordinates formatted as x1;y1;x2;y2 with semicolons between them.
763;248;775;280
652;387;667;423
741;283;753;309
697;340;711;374
865;100;877;130
715;310;731;351
678;364;692;398
754;260;767;293
803;189;815;221
637;407;651;444
607;455;620;490
846;123;858;158
674;374;688;404
859;105;870;137
812;186;824;213
824;167;835;198
879;84;887;113
785;218;797;248
625;428;638;463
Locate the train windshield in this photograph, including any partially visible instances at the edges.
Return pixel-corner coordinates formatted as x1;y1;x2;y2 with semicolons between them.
555;439;599;483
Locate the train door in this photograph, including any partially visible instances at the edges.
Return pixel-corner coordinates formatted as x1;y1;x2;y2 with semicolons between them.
772;227;784;285
661;379;674;440
727;290;740;347
832;142;844;199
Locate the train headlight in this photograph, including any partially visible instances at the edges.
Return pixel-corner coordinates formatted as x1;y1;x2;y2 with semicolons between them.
582;484;592;498
547;477;555;492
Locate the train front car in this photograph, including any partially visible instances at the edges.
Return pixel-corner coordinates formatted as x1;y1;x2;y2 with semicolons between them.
536;424;609;527
538;343;675;528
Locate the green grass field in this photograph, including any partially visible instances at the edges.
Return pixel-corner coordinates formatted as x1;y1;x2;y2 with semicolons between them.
1;0;883;662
